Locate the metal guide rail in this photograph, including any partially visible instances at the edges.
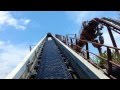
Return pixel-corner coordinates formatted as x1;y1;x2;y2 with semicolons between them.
58;17;120;79
35;38;74;79
5;36;47;79
5;33;109;79
53;35;109;79
5;17;120;79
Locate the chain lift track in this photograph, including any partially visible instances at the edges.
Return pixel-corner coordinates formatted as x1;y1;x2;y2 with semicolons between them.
55;17;120;79
5;17;120;79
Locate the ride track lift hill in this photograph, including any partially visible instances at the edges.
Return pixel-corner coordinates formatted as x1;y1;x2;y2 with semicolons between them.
6;17;120;79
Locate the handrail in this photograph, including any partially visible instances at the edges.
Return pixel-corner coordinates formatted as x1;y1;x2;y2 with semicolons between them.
5;35;47;79
95;18;120;31
75;44;107;61
79;39;120;50
102;17;120;27
72;43;120;79
53;35;109;79
57;33;119;79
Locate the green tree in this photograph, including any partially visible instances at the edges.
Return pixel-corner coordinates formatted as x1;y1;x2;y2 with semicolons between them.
92;50;120;68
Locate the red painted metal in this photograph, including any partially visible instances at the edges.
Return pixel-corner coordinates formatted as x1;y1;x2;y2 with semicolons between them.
56;17;120;79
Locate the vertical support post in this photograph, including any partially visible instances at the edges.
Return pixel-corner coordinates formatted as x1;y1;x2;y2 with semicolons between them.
63;36;66;44
75;34;77;45
62;36;64;42
66;35;69;46
64;36;66;44
98;47;102;55
86;42;90;59
70;38;73;48
30;45;32;51
66;35;67;45
107;47;112;75
107;26;118;53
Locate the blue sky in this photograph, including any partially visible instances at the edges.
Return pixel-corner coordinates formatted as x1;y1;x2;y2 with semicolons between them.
0;11;119;78
0;11;78;45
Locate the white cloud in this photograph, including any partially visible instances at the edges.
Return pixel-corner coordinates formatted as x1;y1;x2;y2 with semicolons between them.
65;11;119;26
0;41;29;78
20;18;31;25
0;11;30;30
65;11;106;34
66;11;105;25
66;11;120;50
102;27;120;48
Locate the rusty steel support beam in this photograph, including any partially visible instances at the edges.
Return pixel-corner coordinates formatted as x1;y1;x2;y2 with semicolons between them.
98;47;102;55
86;42;90;59
70;38;73;48
107;47;112;75
63;36;66;44
66;35;69;46
75;34;77;45
107;26;118;53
